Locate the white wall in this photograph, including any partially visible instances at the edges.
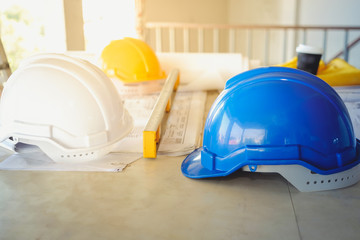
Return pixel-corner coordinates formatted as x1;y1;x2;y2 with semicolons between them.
228;0;297;25
298;0;360;66
227;0;360;66
144;0;299;62
145;0;228;23
144;0;229;52
298;0;360;26
144;0;360;66
227;0;298;64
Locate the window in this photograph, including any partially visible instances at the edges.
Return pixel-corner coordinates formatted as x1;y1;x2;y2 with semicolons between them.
0;0;66;70
0;0;137;71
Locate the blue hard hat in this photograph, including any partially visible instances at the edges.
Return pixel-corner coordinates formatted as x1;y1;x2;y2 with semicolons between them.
182;67;360;192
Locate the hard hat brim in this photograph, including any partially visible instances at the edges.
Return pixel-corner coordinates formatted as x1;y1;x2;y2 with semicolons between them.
181;147;231;178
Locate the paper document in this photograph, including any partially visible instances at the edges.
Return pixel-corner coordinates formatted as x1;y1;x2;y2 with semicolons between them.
334;86;360;138
113;91;207;156
158;91;206;155
157;53;246;91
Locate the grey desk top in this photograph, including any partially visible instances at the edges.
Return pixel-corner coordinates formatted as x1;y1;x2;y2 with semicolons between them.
1;155;359;240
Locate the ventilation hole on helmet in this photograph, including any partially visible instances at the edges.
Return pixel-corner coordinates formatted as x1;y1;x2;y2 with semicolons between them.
91;152;94;155
67;155;70;158
321;180;324;184
347;176;350;180
313;181;317;184
306;181;310;185
85;153;88;156
335;179;338;182
9;136;14;141
341;178;344;181
61;155;64;158
328;180;331;183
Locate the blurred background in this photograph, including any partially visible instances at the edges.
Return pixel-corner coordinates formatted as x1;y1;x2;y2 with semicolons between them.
1;0;359;70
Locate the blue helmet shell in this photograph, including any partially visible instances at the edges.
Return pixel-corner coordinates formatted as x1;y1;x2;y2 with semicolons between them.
182;67;360;178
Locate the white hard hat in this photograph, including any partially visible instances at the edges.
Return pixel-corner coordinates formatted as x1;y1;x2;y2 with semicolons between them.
101;37;166;83
0;53;133;163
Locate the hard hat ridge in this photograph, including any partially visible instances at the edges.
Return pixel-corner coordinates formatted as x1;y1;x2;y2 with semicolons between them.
182;67;360;192
0;53;133;163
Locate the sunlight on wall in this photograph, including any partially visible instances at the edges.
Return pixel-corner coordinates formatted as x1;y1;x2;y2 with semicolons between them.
82;0;137;53
0;0;137;70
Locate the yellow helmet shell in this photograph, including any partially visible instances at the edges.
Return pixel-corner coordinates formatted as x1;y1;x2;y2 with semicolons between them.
101;37;166;83
278;57;360;86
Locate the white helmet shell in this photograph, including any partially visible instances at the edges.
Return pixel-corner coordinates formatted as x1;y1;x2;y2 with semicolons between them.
0;53;133;162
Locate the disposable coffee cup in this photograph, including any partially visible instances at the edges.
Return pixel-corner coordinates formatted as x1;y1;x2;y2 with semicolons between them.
296;44;323;75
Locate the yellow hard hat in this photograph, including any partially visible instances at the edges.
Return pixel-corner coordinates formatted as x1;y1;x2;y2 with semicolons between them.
277;57;360;86
101;37;166;83
317;58;360;86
